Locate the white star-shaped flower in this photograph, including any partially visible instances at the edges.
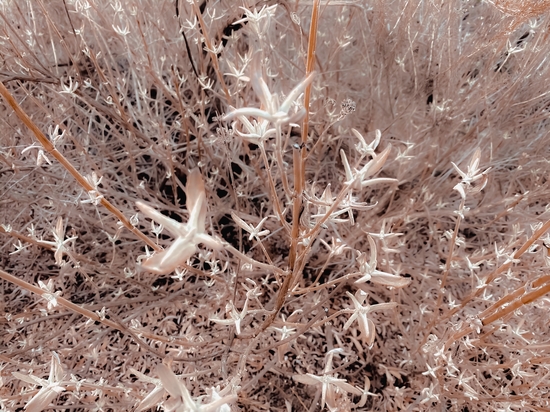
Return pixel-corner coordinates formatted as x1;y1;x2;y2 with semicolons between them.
12;352;65;412
343;290;397;347
41;217;77;266
155;364;237;412
354;236;411;288
231;212;270;241
340;146;395;190
223;54;315;126
451;148;491;199
293;349;362;411
136;169;221;275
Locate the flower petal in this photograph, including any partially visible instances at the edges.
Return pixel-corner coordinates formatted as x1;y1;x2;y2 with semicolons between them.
156;364;194;407
222;107;275;123
250;55;274;113
340;149;354;183
333;380;363;396
365;145;391;177
293;374;321;385
186;169;206;234
25;386;64;412
140;237;196;275
136;201;187;238
135;386;164;412
279;72;316;114
12;372;46;386
370;271;411;288
364;317;376;346
367;236;377;269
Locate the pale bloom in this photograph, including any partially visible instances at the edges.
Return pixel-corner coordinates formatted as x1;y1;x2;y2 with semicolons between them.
343;290;397;347
223;54;316;126
293;349;362;411
136;169;221;275
210;301;250;335
231;212;270;241
12;352;65;412
340;146;395;190
155;364;237;412
41;217;77;266
451;148;491;200
355;236;411;288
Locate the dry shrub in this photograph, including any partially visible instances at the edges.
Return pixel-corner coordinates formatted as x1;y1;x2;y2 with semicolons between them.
1;0;550;411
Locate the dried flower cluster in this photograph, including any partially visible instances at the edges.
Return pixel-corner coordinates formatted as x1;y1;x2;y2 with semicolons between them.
2;0;550;411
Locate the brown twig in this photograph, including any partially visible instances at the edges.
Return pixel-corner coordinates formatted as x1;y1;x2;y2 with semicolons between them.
289;0;320;269
0;80;159;251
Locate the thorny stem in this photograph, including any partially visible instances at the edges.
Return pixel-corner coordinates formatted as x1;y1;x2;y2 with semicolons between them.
0;269;163;355
261;174;365;333
0;81;160;252
481;276;550;325
0;268;225;358
434;217;550;351
451;215;550;320
6;1;550;409
241;279;345;351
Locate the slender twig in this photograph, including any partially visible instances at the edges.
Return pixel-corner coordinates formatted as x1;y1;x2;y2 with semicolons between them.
0;81;159;251
289;0;320;268
191;0;232;104
449;215;550;321
175;0;199;80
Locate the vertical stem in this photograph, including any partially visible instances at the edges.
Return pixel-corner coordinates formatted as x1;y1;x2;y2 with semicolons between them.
440;197;465;293
289;0;320;269
191;0;232;105
301;0;320;147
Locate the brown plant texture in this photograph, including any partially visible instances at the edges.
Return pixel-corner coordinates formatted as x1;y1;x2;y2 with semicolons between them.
2;0;550;411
